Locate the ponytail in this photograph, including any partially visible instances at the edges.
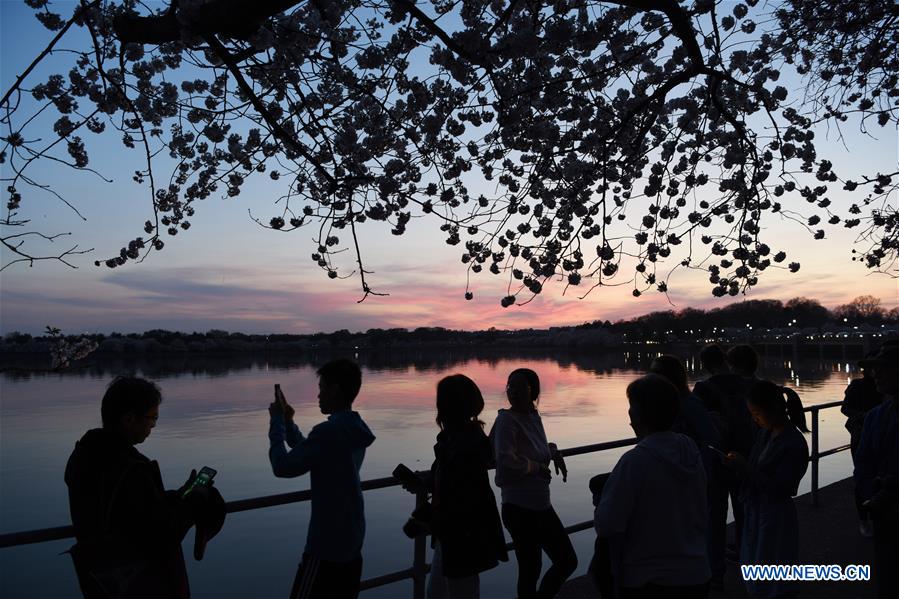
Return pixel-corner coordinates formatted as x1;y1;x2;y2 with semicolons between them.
782;386;809;433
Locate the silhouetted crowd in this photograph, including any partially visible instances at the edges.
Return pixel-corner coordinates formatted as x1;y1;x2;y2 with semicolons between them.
64;341;899;599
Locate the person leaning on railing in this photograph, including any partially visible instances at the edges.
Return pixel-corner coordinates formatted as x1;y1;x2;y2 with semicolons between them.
490;368;577;599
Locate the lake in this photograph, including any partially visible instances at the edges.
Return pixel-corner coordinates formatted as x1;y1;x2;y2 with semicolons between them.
0;349;859;598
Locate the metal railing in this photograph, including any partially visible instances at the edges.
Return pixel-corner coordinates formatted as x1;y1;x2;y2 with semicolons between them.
807;401;850;506
0;402;850;598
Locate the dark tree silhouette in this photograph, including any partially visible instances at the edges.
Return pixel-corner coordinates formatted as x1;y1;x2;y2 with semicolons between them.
783;297;829;328
834;294;886;324
1;0;897;304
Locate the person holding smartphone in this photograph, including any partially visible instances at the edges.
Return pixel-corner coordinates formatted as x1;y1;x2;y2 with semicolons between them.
65;377;206;599
268;359;375;599
725;381;809;599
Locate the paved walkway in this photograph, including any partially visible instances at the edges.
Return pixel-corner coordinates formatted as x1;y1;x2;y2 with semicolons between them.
558;477;876;598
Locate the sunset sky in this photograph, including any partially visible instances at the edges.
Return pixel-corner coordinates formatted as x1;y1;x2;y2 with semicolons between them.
1;2;897;335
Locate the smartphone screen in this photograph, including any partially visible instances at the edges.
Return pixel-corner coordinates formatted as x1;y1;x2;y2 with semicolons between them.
183;466;217;497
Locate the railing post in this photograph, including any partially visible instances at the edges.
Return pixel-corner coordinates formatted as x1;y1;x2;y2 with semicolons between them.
412;489;428;599
811;407;820;507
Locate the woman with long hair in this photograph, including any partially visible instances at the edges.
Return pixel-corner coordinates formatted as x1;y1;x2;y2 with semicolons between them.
427;374;507;599
491;368;577;599
726;380;810;599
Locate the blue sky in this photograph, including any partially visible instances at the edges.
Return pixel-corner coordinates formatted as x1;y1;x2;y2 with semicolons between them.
1;1;897;335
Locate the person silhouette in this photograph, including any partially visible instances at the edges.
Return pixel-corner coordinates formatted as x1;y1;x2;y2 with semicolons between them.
725;380;809;599
426;374;507;599
691;344;751;581
491;368;577;599
854;342;899;599
841;355;883;536
65;376;206;599
268;359;375;599
595;374;711;599
649;354;721;453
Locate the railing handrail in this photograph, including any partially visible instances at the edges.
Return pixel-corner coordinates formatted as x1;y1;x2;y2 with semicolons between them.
0;435;643;549
0;401;852;598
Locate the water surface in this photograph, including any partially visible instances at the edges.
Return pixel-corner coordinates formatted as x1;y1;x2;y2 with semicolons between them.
0;350;858;598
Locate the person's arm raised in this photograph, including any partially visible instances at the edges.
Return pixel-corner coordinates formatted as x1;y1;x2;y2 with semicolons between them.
275;385;302;447
269;420;322;478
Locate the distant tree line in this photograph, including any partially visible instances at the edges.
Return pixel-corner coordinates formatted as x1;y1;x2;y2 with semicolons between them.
0;324;619;355
595;295;899;340
1;295;896;358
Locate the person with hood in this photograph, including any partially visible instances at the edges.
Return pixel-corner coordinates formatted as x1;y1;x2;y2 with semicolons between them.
427;374;508;599
491;368;577;599
595;374;711;598
853;341;899;599
268;358;375;599
725;381;809;599
65;376;204;599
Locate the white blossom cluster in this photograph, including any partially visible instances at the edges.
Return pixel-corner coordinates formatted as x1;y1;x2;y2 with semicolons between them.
45;326;98;369
1;0;896;301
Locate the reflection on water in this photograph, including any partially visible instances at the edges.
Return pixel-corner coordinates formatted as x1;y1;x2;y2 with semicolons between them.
0;350;859;599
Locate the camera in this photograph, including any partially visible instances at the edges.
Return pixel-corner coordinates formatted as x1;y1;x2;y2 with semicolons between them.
402;517;430;539
401;503;433;539
393;463;426;495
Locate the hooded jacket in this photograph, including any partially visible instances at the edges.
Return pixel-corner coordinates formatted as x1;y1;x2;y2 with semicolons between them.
65;428;194;599
269;410;375;563
595;431;710;589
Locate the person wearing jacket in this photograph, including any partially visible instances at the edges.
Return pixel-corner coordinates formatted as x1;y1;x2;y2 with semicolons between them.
268;359;376;599
649;355;721;455
595;374;711;599
491;368;577;599
853;341;899;599
725;381;809;599
648;354;723;587
427;374;507;599
65;376;202;599
841;358;883;536
692;345;755;451
691;344;756;582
